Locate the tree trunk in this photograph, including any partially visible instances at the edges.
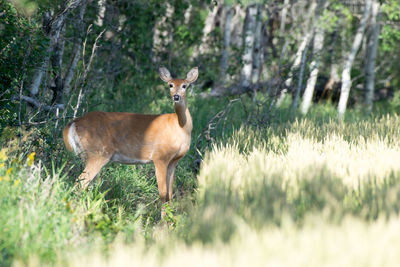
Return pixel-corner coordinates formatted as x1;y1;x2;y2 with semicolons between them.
28;0;85;101
290;32;312;113
240;4;258;88
51;24;66;104
63;0;88;96
95;0;106;26
276;27;314;106
251;4;264;85
300;26;325;114
219;6;234;85
337;0;372;118
184;4;192;24
364;0;380;113
320;26;340;101
280;0;289;37
29;11;52;97
152;3;174;63
276;1;317;107
193;4;220;58
230;5;245;49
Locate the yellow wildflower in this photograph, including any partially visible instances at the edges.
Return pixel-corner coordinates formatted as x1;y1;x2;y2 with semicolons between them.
0;148;7;161
0;176;2;182
0;163;4;168
27;152;36;167
14;179;20;186
6;168;13;175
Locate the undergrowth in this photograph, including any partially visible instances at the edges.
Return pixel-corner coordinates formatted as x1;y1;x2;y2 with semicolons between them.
1;98;400;266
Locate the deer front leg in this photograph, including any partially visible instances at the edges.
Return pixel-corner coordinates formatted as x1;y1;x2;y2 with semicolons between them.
166;159;179;203
154;160;169;218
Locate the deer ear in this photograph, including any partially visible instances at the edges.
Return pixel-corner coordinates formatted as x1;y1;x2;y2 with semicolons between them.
159;67;172;82
186;67;198;83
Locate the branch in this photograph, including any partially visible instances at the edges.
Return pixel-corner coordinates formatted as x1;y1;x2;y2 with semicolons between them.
13;95;64;111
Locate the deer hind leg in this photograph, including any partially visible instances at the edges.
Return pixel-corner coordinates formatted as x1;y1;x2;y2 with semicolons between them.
77;155;110;189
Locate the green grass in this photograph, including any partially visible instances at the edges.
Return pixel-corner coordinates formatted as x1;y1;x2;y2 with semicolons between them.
1;98;400;266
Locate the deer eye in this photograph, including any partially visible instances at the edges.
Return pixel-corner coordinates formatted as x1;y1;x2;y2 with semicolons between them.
169;84;173;88
182;84;186;89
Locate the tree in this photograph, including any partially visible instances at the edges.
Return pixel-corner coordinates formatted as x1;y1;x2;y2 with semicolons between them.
28;0;87;106
276;0;317;107
219;5;235;85
300;23;325;114
364;0;381;113
337;0;372;118
239;4;258;89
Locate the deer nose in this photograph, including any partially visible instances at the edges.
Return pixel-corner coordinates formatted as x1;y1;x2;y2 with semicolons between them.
173;94;180;102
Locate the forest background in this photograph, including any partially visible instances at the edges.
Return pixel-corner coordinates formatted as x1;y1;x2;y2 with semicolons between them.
1;0;400;266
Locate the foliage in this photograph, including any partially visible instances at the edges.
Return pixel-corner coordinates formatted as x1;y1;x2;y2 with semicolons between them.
0;0;47;129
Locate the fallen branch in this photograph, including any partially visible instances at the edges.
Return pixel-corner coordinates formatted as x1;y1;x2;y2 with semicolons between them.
210;80;277;97
13;95;64;111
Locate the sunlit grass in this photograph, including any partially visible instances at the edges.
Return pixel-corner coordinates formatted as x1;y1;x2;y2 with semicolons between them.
59;216;400;267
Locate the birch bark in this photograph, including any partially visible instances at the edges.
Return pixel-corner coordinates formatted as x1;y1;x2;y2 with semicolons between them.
152;3;174;62
240;4;258;88
63;0;87;96
193;4;220;58
276;1;317;107
220;6;235;84
251;4;264;85
28;0;85;99
364;0;380;113
300;26;325;114
337;0;372;118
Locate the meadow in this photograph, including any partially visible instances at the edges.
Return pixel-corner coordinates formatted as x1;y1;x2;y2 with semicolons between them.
1;96;400;267
2;0;400;266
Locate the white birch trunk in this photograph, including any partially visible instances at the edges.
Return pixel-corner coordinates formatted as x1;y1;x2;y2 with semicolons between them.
220;6;234;84
230;5;245;48
290;32;312;112
276;1;317;107
276;28;314;106
251;4;264;85
63;1;87;96
184;4;192;24
152;3;174;62
95;0;106;26
29;0;85;98
280;0;289;36
193;5;220;58
301;26;325;114
240;4;258;88
337;0;372;118
365;0;380;113
29;53;51;96
29;11;52;97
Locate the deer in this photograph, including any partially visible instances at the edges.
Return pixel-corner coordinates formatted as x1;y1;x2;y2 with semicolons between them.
63;67;198;215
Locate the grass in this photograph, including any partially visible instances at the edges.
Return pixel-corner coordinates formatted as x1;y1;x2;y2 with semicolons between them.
1;98;400;266
51;216;400;267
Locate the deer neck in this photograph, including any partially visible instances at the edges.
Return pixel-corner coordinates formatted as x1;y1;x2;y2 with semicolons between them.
174;100;192;133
